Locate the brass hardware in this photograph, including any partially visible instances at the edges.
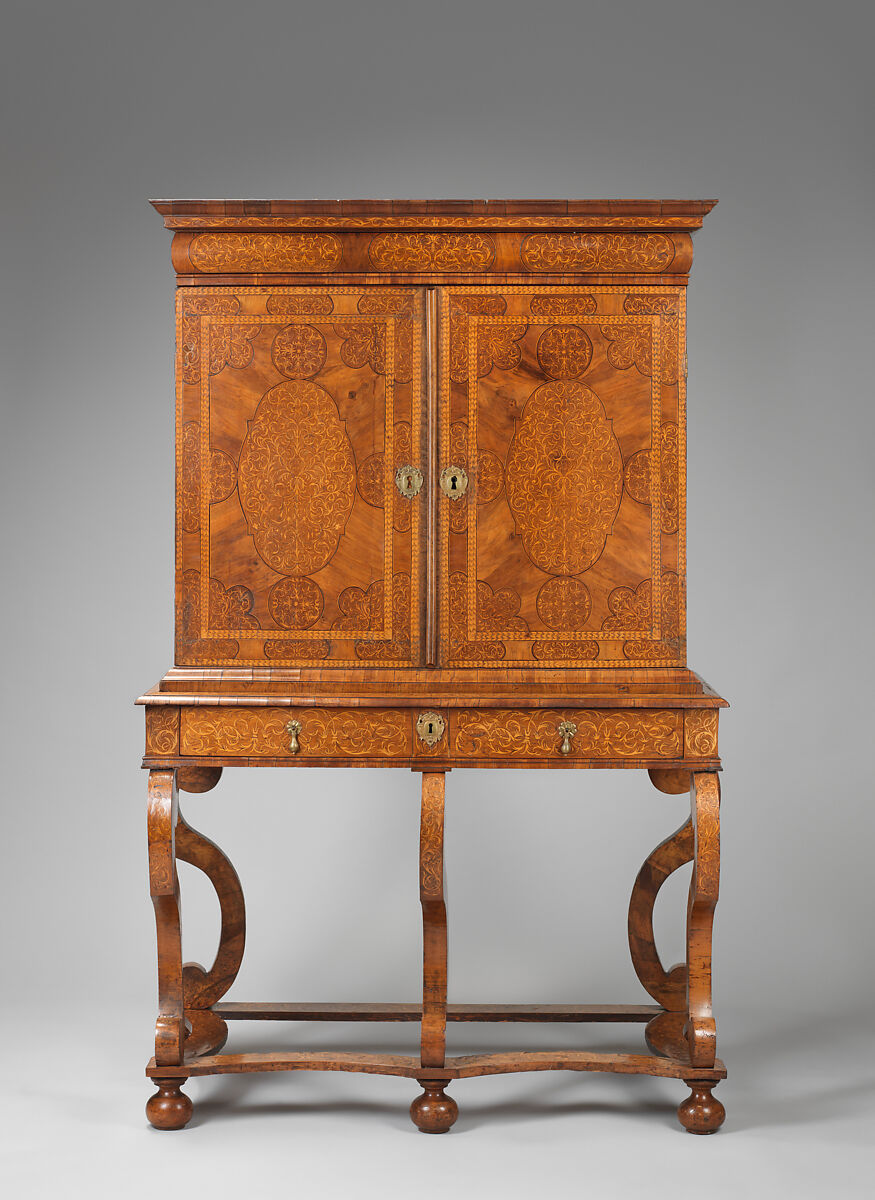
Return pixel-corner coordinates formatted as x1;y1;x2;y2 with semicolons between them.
558;720;577;756
416;711;445;747
439;465;468;499
395;464;423;498
286;718;302;755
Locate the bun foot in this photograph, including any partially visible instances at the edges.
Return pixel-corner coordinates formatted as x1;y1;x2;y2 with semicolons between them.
678;1080;725;1134
146;1078;193;1130
410;1080;458;1133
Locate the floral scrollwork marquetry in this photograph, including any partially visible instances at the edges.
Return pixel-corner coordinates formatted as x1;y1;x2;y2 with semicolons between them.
530;294;598;318
333;573;412;662
263;639;330;661
267;576;324;629
602;571;682;661
536;325;593;379
271;323;327;379
180;707;411;757
368;232;495;272
357;422;417;532
521;233;675;273
453;710;682;758
600;294;680;382
145;707;180;756
448;295;526;382
419;784;444;896
179;422;238;534
238;380;355;577
177;570;261;664
535;576;592;630
189;233;342;273
266;294;334;316
624;423;680;533
506;380;622;575
334;316;413;382
684;710;719;758
445;572;528;663
532;639;599;661
179;296;259;384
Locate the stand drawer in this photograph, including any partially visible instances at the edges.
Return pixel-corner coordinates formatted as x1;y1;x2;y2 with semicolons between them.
179;706;412;758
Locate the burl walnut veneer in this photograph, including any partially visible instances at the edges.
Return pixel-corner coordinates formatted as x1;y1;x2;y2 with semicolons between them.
139;198;727;1134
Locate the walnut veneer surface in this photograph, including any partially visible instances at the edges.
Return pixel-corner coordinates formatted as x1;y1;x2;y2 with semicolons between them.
139;199;727;1135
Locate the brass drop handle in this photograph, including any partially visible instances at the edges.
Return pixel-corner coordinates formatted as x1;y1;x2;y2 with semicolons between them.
558;720;577;756
395;464;423;498
286;719;302;755
439;465;468;499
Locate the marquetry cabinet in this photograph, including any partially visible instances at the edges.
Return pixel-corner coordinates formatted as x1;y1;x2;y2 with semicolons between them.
139;199;727;1135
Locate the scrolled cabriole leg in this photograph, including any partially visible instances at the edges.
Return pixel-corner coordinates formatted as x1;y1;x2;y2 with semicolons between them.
148;770;185;1067
686;772;721;1069
678;1079;725;1134
146;1077;193;1131
410;1080;458;1134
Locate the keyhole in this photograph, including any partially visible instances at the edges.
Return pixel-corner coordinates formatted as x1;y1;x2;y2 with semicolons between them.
450;476;457;491
406;474;414;492
427;722;434;735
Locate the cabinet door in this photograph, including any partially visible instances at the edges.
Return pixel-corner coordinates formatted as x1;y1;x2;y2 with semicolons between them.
175;286;425;667
438;286;684;667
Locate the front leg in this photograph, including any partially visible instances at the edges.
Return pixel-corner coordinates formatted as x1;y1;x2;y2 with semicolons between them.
677;771;724;1134
410;772;458;1134
685;772;720;1069
148;769;184;1065
146;769;192;1130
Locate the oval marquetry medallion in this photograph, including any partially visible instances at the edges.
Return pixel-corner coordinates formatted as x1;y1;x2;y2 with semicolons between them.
505;381;622;574
368;232;495;272
536;576;592;630
189;233;342;272
536;325;593;378
521;233;675;273
271;323;327;378
238;380;355;576
268;576;324;629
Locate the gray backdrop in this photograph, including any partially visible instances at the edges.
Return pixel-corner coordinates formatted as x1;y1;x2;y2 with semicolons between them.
2;1;873;1196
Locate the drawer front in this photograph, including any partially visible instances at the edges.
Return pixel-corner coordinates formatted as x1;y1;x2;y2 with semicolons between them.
180;707;412;758
451;709;683;760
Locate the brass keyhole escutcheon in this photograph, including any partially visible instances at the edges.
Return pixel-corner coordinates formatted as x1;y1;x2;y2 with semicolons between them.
286;719;302;755
557;720;577;756
416;711;445;747
395;464;423;498
439;465;468;499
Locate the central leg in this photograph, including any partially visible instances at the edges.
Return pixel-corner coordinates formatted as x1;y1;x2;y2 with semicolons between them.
410;772;458;1134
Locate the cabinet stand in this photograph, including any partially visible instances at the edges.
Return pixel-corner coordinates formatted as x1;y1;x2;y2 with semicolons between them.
145;764;725;1134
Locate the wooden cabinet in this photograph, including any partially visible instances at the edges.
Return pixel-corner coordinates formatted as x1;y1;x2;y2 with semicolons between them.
140;200;727;1136
174;280;684;671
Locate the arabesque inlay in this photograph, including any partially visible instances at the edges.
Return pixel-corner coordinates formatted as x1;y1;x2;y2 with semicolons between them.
237;380;355;576
505;380;622;575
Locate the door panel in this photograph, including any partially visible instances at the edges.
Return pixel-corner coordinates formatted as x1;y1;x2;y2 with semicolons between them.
175;286;425;667
438;286;685;667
